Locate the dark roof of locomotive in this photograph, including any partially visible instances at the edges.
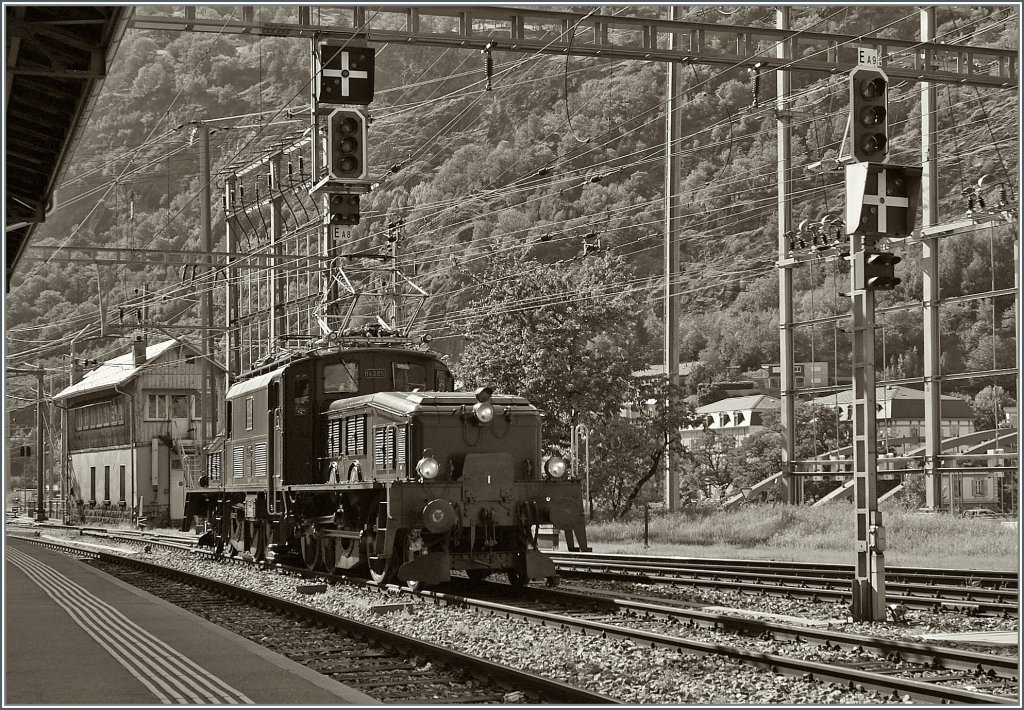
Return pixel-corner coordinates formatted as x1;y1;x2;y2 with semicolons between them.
239;343;449;379
327;391;536;416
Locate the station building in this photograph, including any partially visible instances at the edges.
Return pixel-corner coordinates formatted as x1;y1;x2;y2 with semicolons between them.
54;337;220;528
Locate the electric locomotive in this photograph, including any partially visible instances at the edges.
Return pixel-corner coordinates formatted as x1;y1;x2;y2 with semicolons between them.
183;337;589;587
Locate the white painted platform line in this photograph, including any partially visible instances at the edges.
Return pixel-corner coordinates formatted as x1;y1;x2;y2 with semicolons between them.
7;547;254;704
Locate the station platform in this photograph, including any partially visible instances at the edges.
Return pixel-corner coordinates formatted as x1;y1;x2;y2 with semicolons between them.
4;535;379;705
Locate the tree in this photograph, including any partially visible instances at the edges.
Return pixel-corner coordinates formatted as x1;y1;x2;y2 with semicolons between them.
455;250;645;444
587;378;691;519
973;385;1015;431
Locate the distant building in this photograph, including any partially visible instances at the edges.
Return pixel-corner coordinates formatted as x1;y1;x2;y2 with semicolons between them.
807;385;974;453
749;361;831;394
680;395;781;447
54;337;221;528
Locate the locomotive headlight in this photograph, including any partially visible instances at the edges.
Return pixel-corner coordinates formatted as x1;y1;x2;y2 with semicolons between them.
472;401;494;424
416;456;440;480
544;455;568;479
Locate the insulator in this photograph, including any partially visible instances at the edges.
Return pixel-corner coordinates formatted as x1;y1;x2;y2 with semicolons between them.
298;157;305;176
239;185;245;200
999;183;1009;205
751;73;761;105
977;193;986;209
482;42;495;91
287;161;293;178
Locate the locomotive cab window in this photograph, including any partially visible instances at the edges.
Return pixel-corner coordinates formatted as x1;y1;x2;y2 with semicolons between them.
435;369;453;391
294;373;310;415
323;361;359;393
393;362;426;391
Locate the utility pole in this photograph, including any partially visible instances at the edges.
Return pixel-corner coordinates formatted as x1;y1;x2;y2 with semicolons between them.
663;3;682;512
8;367;48;521
919;7;943;511
776;6;797;504
196;122;218;445
388;220;403;330
269;153;285;349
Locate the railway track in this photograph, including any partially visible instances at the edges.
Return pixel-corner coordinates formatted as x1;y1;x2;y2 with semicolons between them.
13;530;1018;704
419;579;1018;704
11;535;615;705
549;552;1019;617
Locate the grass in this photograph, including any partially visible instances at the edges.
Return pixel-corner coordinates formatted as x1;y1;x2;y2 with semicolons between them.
584;503;1019;571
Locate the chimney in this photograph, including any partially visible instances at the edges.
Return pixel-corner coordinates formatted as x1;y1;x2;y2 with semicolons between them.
133;336;147;366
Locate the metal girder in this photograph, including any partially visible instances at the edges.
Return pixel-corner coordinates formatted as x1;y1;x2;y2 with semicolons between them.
128;5;1017;89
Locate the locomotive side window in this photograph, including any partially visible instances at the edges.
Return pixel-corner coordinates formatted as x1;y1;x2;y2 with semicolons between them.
244;396;255;430
323;361;359;393
344;414;367;455
393;362;426;391
294;374;310;415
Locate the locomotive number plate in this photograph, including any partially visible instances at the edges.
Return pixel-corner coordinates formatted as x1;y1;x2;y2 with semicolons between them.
364;369;386;378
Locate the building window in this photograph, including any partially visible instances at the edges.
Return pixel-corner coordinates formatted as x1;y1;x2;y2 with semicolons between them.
119;465;126;503
103;466;111;503
171;394;190;419
245;396;254;430
972;478;987;497
146;394;168;420
89;467;96;504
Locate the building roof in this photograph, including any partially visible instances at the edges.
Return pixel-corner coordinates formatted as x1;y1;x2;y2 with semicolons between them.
6;7;131;290
808;385;973;419
633;362;701;378
695;395;780;414
54;339;182;401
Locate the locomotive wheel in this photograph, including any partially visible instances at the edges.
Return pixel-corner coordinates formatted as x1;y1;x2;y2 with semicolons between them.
506;569;527;588
320;535;337;572
246;520;265;560
300;528;323;571
227;516;244;557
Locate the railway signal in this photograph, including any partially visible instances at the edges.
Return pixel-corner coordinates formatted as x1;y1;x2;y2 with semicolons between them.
849;66;889;163
327;107;367;181
327;192;360;226
317;43;375;105
853;251;901;290
845;163;922;237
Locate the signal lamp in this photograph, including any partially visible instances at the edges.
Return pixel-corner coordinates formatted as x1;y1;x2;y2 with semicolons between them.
327;107;367;180
544;455;568;479
416;453;440;480
849;67;889;164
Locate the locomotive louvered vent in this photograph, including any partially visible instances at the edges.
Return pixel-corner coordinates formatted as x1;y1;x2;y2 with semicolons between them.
374;427;386;468
395;426;406;470
208;451;222;481
345;414;366;455
253;442;268;477
327;419;342;458
233;446;244;478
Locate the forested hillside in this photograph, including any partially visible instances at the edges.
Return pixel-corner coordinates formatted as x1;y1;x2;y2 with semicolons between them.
7;4;1018;407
